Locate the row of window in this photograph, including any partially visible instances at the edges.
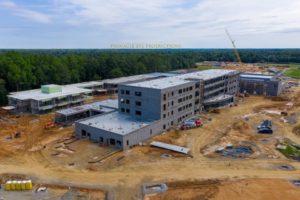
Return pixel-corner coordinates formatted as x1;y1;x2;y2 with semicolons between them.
178;103;193;112
120;108;142;116
205;82;225;92
120;99;142;106
121;90;142;96
178;86;193;94
178;95;193;103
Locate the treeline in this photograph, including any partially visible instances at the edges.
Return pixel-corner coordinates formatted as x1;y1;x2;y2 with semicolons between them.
0;49;300;105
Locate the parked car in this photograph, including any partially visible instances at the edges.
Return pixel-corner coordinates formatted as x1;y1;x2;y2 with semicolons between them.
180;117;202;130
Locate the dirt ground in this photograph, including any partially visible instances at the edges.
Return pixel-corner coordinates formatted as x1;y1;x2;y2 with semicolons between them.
1;85;300;199
146;178;300;200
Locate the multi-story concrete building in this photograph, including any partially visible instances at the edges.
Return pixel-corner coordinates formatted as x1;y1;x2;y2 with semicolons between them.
75;69;240;149
7;73;176;114
8;84;94;114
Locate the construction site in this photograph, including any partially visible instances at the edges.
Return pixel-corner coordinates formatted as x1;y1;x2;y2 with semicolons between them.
0;59;300;199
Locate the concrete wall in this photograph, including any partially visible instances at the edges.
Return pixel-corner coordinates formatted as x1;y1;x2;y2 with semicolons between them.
240;78;281;96
119;81;196;128
118;85;162;120
75;119;164;149
75;122;124;148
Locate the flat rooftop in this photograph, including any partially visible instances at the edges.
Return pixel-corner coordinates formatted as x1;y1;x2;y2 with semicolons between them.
56;99;118;116
125;69;238;89
78;112;155;135
240;73;273;80
126;76;192;89
8;85;92;101
178;69;238;81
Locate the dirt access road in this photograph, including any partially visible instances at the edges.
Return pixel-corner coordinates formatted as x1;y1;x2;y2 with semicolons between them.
1;89;300;199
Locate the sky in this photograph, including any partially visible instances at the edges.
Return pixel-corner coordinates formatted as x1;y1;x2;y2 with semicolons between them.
0;0;300;49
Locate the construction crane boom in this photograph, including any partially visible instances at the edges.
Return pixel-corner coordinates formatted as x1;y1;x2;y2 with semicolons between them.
225;29;242;64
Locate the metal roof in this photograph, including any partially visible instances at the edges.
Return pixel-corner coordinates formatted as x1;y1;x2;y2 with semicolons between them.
77;112;156;136
204;94;233;104
150;141;190;154
240;73;273;80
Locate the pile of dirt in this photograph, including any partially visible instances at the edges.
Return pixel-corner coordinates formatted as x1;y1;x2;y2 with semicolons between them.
232;120;250;132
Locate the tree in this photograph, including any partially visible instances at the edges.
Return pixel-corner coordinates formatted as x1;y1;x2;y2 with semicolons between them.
0;79;7;105
109;67;123;78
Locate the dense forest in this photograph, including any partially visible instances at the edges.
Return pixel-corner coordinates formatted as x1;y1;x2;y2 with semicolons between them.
1;49;300;105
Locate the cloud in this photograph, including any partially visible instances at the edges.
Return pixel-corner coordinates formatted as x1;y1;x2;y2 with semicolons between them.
0;0;51;23
53;0;300;35
1;0;300;48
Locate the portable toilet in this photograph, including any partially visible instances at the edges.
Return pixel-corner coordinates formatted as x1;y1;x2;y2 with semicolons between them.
21;181;26;190
25;180;33;190
16;181;21;190
5;181;11;191
11;180;17;190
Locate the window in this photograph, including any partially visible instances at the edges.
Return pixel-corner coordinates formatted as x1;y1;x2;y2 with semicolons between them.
163;94;167;101
127;140;129;146
163;104;166;111
110;138;116;145
163;114;166;118
121;108;125;112
171;110;174;115
189;95;193;99
171;101;174;106
171;91;174;96
163;124;166;129
179;89;182;94
171;121;174;126
189;86;193;90
81;130;86;137
150;129;152;135
135;91;142;96
100;137;104;142
135;101;141;106
136;110;142;116
126;90;130;95
126;99;130;104
126;109;130;113
121;90;124;94
117;140;122;146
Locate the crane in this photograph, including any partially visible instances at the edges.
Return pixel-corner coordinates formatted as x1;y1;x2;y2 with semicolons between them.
225;29;242;65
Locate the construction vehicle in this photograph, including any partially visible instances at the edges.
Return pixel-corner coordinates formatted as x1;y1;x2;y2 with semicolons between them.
225;29;242;65
44;122;56;129
257;120;273;134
